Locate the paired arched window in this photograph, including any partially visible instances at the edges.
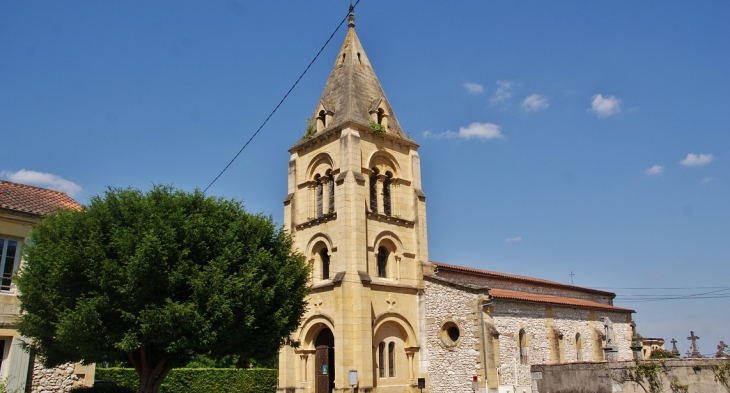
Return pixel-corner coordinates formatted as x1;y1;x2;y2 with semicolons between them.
313;170;335;218
378;341;396;378
377;247;389;278
320;248;330;280
369;168;393;217
519;329;529;365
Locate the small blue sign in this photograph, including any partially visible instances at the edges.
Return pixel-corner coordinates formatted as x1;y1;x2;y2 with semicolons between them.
322;365;328;375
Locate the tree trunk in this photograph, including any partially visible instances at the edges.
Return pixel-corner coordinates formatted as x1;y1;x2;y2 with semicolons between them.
127;347;172;393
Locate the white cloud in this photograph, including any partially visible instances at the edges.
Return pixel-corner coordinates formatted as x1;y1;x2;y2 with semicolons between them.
590;94;621;117
1;169;82;197
701;177;714;184
490;80;514;109
521;94;549;112
680;153;714;167
463;82;483;94
423;122;504;141
505;236;522;243
459;122;504;140
646;165;664;175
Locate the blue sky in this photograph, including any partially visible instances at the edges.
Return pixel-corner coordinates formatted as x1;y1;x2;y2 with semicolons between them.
2;1;728;355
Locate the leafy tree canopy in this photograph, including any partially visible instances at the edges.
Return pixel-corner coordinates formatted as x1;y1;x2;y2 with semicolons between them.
17;186;310;393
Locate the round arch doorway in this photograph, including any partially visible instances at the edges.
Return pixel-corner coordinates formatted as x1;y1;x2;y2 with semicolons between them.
314;327;335;393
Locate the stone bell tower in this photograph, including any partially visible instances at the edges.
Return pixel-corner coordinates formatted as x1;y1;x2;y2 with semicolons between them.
278;9;430;393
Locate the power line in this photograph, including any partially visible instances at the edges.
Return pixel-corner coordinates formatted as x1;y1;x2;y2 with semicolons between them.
597;286;730;290
203;1;361;194
616;288;730;303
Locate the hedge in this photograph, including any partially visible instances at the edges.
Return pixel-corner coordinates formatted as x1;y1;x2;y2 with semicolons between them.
95;368;277;393
70;386;135;393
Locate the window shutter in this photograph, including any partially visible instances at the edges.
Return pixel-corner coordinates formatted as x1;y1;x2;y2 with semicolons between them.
6;337;31;391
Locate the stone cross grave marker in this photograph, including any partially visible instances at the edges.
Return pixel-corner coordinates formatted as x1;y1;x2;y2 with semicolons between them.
670;338;680;356
687;331;702;358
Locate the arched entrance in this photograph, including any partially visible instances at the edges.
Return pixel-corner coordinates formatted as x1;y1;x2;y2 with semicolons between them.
315;327;335;393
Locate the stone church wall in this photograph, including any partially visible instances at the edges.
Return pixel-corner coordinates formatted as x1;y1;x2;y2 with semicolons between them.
491;302;633;387
424;279;482;393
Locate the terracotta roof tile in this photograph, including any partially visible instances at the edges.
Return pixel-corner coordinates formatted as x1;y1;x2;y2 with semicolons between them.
0;180;81;216
432;261;616;297
489;288;634;313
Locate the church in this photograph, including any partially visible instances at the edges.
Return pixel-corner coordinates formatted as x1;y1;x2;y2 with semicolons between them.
277;11;635;393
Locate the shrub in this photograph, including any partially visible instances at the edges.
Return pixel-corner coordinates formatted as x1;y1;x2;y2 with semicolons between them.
650;348;678;359
95;368;277;393
369;121;386;134
69;386;135;393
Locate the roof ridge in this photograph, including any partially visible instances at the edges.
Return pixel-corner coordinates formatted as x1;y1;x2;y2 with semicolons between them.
488;288;634;313
0;179;73;197
432;260;616;296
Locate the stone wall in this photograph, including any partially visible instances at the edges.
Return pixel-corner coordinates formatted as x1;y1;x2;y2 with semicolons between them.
28;361;93;393
490;302;633;389
424;278;483;393
532;358;730;393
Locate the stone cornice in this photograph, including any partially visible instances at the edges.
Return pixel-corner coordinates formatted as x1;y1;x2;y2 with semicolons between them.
366;211;414;228
295;212;337;230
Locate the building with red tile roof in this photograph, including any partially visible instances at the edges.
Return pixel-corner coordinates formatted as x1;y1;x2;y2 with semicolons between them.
0;180;82;392
0;180;81;216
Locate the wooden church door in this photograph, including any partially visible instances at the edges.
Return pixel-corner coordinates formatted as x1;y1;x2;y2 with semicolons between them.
315;345;331;393
314;327;335;393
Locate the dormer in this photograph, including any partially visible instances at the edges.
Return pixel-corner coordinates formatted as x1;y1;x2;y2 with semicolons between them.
315;100;334;133
368;98;389;130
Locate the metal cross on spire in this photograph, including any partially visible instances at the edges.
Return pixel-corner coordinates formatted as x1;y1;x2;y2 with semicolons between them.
348;5;355;28
687;331;702;358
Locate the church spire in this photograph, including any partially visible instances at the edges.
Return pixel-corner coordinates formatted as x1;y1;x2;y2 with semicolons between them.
348;5;355;28
298;9;411;144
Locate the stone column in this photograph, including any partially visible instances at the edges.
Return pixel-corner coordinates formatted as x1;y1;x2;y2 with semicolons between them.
405;347;419;383
300;354;308;383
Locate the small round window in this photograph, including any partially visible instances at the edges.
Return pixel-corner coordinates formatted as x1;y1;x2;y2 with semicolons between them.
440;321;461;348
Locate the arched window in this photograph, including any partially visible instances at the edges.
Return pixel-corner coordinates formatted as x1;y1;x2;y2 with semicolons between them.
575;333;583;361
388;342;395;377
377;108;385;125
383;172;392;216
377;247;388;278
315;175;323;218
370;169;379;214
317;110;327;131
378;342;385;378
519;329;529;365
321;248;330;280
328;171;335;213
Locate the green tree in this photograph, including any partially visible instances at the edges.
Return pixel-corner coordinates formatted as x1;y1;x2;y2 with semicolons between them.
16;186;310;393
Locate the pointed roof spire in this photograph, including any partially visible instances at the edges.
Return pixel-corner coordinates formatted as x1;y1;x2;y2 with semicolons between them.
295;8;412;146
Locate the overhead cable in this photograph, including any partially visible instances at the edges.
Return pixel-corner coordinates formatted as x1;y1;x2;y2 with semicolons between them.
203;1;361;194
